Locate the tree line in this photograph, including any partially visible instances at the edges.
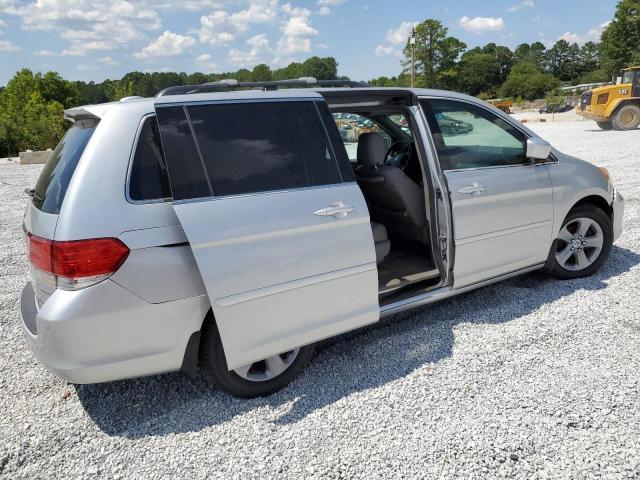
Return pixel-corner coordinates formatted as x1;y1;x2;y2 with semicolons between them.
371;0;640;100
0;57;339;156
0;0;637;156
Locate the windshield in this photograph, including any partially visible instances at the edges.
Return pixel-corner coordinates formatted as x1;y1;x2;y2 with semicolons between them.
32;123;96;214
622;71;634;84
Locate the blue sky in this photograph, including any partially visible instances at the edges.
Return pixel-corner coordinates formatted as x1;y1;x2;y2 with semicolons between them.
0;0;618;85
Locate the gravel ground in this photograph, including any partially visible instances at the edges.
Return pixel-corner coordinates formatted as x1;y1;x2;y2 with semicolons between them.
1;121;639;479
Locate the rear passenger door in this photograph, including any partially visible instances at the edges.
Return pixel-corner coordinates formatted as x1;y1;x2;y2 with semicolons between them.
154;95;379;370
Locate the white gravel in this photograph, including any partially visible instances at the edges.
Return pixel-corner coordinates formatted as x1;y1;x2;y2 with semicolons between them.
1;122;639;479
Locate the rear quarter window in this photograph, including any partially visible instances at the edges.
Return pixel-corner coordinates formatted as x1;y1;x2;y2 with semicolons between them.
33;124;96;214
128;116;171;202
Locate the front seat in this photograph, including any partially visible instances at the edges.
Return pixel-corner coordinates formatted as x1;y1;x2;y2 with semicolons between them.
355;132;429;245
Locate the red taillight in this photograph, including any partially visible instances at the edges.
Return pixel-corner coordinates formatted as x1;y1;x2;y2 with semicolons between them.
28;234;53;272
28;234;129;282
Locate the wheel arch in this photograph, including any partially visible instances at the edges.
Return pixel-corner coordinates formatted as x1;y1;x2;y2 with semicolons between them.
607;98;640;118
604;98;640;121
569;194;613;219
180;308;215;379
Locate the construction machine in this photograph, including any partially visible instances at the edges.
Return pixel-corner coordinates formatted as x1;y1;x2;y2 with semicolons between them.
577;66;640;130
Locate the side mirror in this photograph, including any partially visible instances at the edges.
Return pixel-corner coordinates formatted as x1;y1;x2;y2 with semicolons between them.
526;137;551;161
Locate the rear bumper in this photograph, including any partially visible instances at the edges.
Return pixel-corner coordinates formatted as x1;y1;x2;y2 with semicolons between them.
20;280;208;384
613;189;625;242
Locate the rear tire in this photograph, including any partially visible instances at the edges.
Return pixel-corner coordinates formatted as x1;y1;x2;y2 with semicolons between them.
546;206;613;280
199;316;315;398
596;121;613;130
612;104;640;131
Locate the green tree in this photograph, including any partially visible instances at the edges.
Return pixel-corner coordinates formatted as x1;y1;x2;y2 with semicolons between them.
300;56;338;79
105;79;135;101
402;19;466;88
457;52;501;96
499;62;560;100
252;64;272;81
273;62;304;80
543;88;567;119
601;0;640;76
37;71;79;108
545;39;581;81
514;42;547;70
0;69;68;156
579;41;601;76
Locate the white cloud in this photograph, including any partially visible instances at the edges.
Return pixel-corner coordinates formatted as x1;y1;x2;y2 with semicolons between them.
99;56;117;65
231;0;278;24
275;4;317;57
199;0;278;46
156;0;227;11
34;49;54;56
195;53;217;72
374;44;397;57
199;11;242;46
134;30;195;59
0;39;18;51
3;0;161;56
373;21;415;59
77;64;99;71
507;0;534;12
459;16;505;34
317;0;345;4
228;33;270;66
385;21;417;45
317;6;331;15
0;18;6;30
281;5;317;37
558;21;610;44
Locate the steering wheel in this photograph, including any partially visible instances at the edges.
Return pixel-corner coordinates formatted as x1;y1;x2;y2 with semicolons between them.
383;140;412;169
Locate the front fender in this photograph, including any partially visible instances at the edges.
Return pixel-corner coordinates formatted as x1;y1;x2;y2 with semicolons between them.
605;98;629;118
547;153;614;237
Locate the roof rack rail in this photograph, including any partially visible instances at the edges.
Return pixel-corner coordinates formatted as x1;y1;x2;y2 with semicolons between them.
156;77;370;97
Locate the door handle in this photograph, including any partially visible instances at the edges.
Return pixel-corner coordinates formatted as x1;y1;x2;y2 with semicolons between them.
458;183;485;195
314;201;354;219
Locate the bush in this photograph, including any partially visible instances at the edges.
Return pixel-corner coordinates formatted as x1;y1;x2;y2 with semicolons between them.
499;62;560;101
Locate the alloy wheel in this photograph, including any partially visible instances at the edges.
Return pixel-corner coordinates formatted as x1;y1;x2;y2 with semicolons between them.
555;217;604;271
234;349;300;382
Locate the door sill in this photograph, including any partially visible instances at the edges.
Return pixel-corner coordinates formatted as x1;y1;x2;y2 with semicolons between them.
380;263;545;318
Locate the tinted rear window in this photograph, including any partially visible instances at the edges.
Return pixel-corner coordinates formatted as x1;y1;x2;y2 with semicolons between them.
129;117;171;201
33;124;96;214
156;101;344;201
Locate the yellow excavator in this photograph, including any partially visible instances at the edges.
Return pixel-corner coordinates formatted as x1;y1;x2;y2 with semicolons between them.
577;66;640;130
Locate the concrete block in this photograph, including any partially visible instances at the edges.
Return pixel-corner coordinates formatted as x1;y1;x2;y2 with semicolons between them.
19;149;53;165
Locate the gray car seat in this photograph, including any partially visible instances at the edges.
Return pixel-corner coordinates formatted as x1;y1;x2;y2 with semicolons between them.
355;132;430;245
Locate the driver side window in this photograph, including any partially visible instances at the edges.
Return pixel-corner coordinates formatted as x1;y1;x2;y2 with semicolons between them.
422;99;526;171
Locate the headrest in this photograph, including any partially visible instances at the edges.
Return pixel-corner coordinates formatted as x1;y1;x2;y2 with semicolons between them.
357;132;387;167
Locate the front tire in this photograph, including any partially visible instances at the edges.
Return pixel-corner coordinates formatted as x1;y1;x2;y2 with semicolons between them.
547;206;613;280
596;121;613;130
199;316;315;398
612;104;640;131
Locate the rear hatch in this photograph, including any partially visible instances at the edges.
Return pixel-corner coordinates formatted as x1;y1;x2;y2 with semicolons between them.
24;108;100;306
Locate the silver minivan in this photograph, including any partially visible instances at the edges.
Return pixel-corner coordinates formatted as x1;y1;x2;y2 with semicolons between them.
21;80;624;397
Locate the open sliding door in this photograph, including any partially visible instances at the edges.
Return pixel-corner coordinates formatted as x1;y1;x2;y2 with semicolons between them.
154;92;379;370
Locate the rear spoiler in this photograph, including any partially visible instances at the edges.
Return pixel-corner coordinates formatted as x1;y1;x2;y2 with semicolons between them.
63;104;112;127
